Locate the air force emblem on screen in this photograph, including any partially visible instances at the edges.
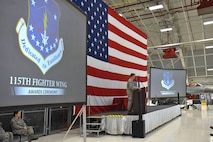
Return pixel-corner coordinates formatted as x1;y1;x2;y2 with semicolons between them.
161;71;174;90
16;0;64;74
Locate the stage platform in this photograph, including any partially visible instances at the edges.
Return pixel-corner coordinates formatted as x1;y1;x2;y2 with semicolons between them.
96;105;181;135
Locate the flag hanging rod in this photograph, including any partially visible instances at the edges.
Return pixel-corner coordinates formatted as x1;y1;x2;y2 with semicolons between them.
148;38;213;49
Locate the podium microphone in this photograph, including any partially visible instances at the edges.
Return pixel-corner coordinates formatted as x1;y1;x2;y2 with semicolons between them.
136;76;139;88
137;76;144;88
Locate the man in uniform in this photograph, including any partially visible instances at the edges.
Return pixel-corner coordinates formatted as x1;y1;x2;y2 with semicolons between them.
10;111;38;142
126;73;140;114
0;122;13;142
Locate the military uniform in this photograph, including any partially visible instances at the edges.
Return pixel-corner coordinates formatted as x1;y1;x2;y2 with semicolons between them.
10;117;35;142
126;77;138;112
0;122;13;142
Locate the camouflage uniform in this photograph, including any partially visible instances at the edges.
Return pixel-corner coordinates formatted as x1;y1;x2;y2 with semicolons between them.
10;117;34;141
0;122;13;142
126;77;138;112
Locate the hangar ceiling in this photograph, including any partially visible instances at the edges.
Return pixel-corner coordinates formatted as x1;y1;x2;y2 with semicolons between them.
102;0;213;85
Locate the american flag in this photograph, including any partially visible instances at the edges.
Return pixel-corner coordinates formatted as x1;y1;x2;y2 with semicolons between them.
72;0;147;114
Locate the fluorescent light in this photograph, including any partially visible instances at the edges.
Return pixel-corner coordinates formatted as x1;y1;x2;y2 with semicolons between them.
203;20;213;25
205;46;213;49
207;68;213;71
160;28;172;32
149;4;163;11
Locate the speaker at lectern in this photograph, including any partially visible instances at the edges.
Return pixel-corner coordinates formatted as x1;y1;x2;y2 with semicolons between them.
133;87;146;114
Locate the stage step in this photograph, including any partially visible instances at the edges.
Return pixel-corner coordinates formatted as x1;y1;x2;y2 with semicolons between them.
86;129;101;132
85;115;105;137
86;122;102;125
87;115;105;119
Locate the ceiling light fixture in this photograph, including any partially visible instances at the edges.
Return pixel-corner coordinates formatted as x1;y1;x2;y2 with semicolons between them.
160;28;172;32
149;4;163;11
207;68;213;71
205;45;213;49
119;13;123;17
203;20;213;25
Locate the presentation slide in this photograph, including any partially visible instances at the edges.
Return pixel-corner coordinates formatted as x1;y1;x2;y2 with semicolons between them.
149;67;186;98
0;0;87;107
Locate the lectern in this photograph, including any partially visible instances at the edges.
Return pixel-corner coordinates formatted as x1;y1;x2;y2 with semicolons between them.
132;87;146;114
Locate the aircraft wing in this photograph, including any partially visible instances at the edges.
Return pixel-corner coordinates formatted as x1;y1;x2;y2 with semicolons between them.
187;84;213;94
187;86;204;94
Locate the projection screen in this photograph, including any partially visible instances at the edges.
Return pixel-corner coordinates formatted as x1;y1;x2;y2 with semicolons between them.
0;0;87;107
149;67;186;98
